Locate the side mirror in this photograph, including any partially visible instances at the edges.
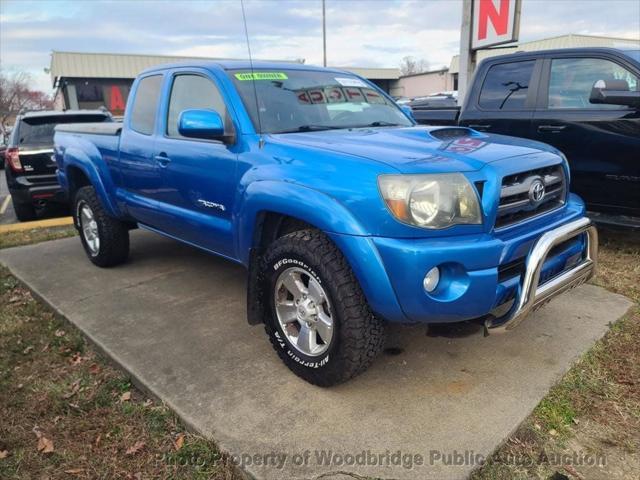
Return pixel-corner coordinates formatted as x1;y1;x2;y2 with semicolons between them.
178;109;227;141
400;105;415;121
590;79;640;108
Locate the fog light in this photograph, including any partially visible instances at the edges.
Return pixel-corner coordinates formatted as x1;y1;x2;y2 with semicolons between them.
423;266;440;293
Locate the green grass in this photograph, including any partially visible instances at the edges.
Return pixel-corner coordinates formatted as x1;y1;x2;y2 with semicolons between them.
0;225;77;249
0;264;238;479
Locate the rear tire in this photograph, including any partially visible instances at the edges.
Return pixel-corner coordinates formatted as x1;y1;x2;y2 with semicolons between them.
262;229;385;387
12;197;37;222
73;186;129;267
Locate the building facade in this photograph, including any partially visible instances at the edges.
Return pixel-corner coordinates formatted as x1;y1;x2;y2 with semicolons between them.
50;51;400;116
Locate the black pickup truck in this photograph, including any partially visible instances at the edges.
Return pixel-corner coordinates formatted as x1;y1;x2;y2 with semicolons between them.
412;47;640;227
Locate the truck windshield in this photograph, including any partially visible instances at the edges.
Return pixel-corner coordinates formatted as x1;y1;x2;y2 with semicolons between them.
229;69;412;133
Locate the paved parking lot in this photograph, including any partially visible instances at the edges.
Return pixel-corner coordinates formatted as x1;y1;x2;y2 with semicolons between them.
0;231;633;480
0;169;17;224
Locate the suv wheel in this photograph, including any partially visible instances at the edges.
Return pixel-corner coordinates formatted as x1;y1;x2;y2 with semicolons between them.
262;229;385;386
12;197;37;222
74;186;129;267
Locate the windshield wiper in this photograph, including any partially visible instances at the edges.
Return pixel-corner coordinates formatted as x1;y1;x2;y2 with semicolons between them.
358;121;404;128
276;125;344;133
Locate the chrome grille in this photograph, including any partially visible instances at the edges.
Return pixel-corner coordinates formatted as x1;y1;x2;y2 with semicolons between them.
496;165;566;228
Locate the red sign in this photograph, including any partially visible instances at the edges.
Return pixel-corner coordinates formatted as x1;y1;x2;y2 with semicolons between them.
472;0;520;50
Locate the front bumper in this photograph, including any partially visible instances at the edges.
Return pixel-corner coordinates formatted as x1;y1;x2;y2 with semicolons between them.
362;195;596;326
486;217;597;332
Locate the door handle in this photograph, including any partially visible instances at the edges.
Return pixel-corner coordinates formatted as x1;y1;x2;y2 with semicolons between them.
537;125;567;133
468;124;491;130
154;154;171;167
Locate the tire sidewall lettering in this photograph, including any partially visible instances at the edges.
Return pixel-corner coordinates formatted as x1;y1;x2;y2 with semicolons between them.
271;257;331;370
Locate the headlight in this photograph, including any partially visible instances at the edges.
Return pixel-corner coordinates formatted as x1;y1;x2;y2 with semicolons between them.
378;173;482;229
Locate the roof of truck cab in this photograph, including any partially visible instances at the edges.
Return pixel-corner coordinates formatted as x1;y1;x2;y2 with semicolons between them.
140;60;354;76
478;47;640;64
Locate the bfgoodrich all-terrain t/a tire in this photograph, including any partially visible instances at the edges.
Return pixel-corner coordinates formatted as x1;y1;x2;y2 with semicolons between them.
262;229;385;387
73;186;129;268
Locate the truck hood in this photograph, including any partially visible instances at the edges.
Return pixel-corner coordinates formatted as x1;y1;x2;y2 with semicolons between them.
272;126;558;174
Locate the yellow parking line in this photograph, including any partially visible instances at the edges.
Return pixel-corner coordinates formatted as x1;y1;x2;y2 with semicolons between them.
0;195;11;215
0;216;74;234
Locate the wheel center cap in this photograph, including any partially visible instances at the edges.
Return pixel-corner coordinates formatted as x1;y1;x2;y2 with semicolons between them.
297;299;317;322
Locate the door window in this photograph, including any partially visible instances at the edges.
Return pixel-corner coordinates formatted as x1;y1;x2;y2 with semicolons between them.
130;75;163;135
548;57;639;109
167;74;229;138
478;60;535;110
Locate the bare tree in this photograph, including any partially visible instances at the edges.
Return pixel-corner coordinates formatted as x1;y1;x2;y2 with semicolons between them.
0;70;53;134
399;56;430;76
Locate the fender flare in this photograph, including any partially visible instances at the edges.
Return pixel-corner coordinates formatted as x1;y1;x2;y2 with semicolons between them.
236;180;367;263
238;180;408;324
62;146;122;218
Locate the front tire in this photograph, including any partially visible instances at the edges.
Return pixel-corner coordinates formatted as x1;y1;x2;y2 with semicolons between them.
262;229;385;387
73;186;129;267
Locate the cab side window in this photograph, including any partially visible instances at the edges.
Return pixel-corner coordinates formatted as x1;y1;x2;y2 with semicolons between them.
548;57;639;110
478;61;535;110
167;74;230;139
130;75;163;135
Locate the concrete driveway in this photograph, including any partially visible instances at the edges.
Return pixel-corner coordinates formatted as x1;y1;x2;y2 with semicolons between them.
0;231;632;480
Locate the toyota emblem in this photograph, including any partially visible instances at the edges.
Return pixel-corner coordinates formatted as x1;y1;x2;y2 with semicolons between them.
529;179;546;205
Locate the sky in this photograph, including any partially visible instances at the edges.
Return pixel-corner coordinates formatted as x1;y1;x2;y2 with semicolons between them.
1;0;639;93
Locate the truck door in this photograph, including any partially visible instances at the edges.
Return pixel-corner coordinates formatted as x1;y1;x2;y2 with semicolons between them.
459;59;539;139
531;55;640;217
152;71;238;258
118;73;165;226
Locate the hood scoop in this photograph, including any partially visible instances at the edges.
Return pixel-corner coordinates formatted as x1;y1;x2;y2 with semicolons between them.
427;126;477;141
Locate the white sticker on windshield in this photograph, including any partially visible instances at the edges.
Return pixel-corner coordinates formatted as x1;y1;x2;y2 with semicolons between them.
335;77;368;88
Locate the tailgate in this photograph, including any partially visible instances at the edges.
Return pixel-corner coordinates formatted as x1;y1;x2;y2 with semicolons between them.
18;147;56;175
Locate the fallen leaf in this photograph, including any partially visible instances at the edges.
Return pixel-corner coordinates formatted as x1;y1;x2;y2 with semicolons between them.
174;433;185;451
94;434;102;447
125;441;145;455
70;353;83;366
9;295;21;303
143;399;153;407
564;465;585;480
64;468;85;475
0;450;8;459
22;345;34;355
63;380;81;399
53;416;62;425
120;391;131;402
89;363;101;375
37;435;54;454
54;329;66;337
549;429;558;436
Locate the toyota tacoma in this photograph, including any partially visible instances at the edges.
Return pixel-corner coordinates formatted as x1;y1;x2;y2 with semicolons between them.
54;61;598;386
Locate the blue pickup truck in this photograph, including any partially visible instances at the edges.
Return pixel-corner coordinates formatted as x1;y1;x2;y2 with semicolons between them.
54;61;598;386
